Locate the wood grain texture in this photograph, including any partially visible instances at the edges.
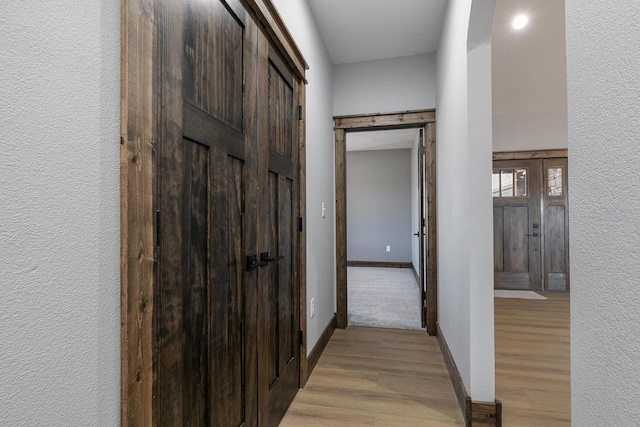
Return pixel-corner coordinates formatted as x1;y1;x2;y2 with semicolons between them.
240;17;261;427
471;401;502;427
121;0;306;425
493;150;568;160
120;0;155;424
335;128;347;329
542;158;569;291
495;293;570;426
334;110;436;130
281;327;464;426
246;0;308;79
426;122;437;336
297;83;308;388
281;295;568;426
493;159;542;291
437;323;469;416
257;39;301;427
153;0;186;423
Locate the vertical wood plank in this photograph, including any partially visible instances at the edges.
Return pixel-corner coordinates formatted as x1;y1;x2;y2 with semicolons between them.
426;122;438;336
297;82;308;387
154;0;185;422
334;128;347;329
241;13;260;427
256;26;271;427
120;0;155;425
121;0;307;425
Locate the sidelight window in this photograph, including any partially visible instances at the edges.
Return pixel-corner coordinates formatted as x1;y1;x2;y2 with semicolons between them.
548;167;564;196
492;169;527;197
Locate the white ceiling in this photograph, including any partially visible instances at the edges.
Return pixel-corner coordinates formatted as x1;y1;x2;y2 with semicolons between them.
310;0;567;149
346;128;418;152
492;0;567;116
307;0;447;64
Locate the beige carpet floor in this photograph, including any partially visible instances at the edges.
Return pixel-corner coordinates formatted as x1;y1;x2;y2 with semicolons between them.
347;266;424;331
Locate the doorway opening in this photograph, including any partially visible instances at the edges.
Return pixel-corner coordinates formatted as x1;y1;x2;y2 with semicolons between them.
334;110;437;335
346;128;423;330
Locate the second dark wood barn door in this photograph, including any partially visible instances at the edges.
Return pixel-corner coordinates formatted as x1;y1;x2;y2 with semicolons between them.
257;47;301;427
151;1;302;426
155;1;260;425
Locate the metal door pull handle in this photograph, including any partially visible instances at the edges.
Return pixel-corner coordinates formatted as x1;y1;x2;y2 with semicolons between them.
526;232;540;237
261;252;284;262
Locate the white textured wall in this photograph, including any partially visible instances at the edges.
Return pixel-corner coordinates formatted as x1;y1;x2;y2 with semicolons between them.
333;54;436;116
435;0;495;401
566;1;640;424
0;1;121;425
271;0;336;354
436;0;472;393
467;10;496;399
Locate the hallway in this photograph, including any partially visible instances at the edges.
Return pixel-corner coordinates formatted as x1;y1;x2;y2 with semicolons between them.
281;293;570;426
280;327;464;426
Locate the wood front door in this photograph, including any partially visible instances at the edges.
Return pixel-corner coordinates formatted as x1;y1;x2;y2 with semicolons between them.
493;156;570;291
493;159;542;290
120;0;304;425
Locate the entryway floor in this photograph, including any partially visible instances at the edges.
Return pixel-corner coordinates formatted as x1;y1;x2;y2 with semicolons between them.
281;292;570;426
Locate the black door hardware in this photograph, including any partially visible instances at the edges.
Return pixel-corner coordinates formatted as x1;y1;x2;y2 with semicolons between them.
246;254;268;271
526;232;540;237
261;252;284;263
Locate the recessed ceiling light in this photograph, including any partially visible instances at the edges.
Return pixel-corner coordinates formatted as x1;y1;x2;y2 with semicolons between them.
512;15;528;30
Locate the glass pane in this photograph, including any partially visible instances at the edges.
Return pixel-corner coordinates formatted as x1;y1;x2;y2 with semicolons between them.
492;171;501;197
514;169;527;196
548;167;563;196
501;170;513;197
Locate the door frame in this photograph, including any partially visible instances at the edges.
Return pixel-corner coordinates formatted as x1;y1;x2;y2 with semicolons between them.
120;0;308;423
334;110;438;335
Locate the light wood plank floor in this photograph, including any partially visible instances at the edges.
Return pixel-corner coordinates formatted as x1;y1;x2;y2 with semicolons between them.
280;327;464;426
281;293;570;426
495;292;570;426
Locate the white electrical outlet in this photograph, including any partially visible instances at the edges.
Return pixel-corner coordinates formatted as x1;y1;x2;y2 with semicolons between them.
310;298;315;318
386;246;391;252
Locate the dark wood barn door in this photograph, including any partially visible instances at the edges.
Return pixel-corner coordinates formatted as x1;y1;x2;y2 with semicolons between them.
121;0;305;426
155;1;259;425
257;47;301;427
